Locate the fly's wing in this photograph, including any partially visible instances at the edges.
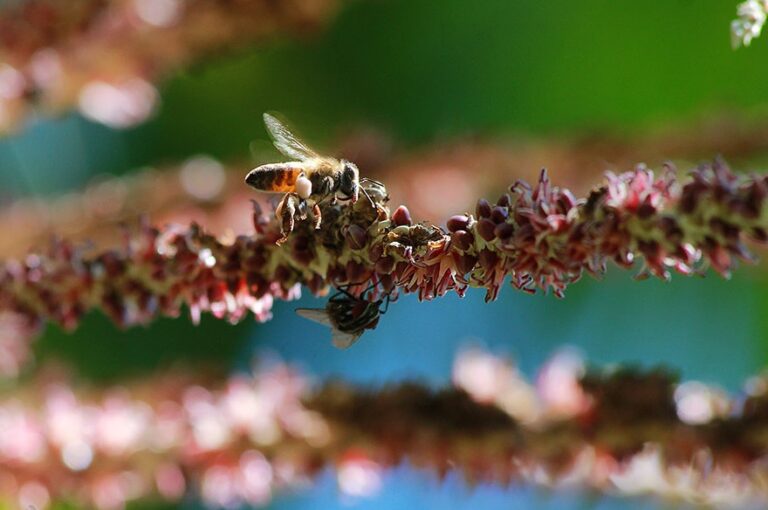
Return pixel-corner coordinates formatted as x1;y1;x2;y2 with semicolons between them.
245;162;304;193
295;308;362;349
330;329;363;349
263;113;319;161
296;308;333;327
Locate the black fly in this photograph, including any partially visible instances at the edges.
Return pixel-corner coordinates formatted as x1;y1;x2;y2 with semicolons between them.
296;285;392;348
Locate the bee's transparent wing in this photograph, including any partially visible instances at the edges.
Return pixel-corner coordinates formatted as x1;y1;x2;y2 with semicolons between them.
296;308;333;327
263;113;319;161
330;329;362;349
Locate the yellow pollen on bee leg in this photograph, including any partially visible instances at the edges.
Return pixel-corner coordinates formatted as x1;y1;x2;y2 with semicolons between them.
296;176;312;199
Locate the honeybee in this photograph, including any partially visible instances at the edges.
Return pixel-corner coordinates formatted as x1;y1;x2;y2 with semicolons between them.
296;287;390;349
245;113;363;243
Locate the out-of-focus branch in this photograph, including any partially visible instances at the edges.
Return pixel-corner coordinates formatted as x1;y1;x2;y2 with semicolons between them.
0;312;36;380
5;116;768;258
2;349;768;509
0;156;253;258
0;0;340;132
0;160;766;368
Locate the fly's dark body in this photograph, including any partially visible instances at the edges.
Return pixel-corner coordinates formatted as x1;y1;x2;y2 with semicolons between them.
296;286;392;349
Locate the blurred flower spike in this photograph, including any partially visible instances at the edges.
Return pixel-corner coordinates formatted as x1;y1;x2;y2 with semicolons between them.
0;0;340;133
3;349;768;507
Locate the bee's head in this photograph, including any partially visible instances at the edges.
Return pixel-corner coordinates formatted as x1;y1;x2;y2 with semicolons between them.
339;161;360;203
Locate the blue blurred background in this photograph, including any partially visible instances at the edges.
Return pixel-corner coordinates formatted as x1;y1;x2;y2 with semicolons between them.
5;0;768;508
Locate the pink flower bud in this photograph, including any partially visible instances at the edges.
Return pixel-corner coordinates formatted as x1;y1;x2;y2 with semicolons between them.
392;205;412;226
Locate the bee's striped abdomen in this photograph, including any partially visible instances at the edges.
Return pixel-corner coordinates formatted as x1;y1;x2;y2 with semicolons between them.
245;163;302;193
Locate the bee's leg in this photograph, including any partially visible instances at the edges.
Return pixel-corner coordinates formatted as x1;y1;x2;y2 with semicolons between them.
318;192;336;207
314;176;335;205
275;193;299;245
321;176;335;195
297;197;309;221
311;202;322;230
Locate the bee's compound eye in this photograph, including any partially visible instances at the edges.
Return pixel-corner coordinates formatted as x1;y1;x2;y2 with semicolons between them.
296;176;312;199
343;163;358;183
340;162;359;197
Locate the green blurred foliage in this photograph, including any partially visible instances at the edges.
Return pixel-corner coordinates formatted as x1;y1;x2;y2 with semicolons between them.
134;0;768;159
35;312;249;382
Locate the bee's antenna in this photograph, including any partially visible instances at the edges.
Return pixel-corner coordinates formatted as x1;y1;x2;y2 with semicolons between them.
359;178;387;215
359;185;376;210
